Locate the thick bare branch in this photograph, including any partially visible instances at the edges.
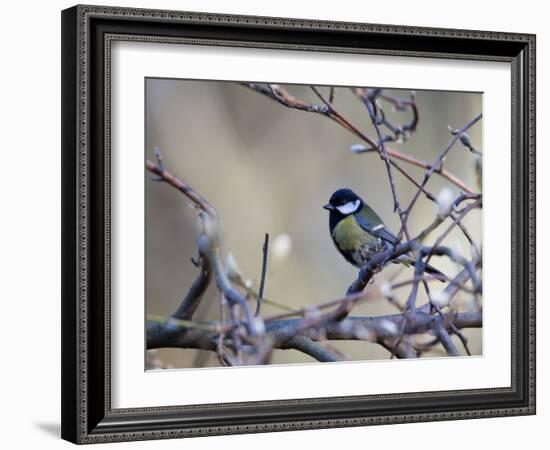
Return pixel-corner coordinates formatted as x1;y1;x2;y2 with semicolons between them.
283;336;340;362
146;308;481;357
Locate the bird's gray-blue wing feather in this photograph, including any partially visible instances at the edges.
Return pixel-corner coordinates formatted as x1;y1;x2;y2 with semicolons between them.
353;214;398;246
353;212;444;279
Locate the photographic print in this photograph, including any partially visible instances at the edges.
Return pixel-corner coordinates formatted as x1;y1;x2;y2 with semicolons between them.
62;7;535;441
145;79;483;369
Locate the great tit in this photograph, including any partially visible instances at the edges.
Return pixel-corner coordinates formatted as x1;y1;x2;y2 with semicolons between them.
323;188;443;278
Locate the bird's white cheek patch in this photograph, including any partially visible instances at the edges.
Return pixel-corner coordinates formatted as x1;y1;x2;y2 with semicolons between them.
336;200;361;215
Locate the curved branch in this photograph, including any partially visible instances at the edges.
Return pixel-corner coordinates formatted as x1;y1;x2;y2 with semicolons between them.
146;159;217;218
147;155;257;336
171;255;211;320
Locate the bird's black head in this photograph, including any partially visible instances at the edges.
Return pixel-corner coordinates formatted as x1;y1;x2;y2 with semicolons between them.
323;188;364;217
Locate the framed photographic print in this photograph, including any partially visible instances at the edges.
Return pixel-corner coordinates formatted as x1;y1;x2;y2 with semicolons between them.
61;4;536;444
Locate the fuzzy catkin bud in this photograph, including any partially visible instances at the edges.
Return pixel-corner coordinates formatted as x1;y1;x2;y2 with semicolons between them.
436;187;455;218
271;233;292;262
430;290;451;308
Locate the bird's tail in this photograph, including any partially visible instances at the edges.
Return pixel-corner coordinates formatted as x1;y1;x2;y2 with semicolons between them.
397;255;446;282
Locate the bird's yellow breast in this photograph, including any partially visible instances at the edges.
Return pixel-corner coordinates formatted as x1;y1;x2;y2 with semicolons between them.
332;215;376;250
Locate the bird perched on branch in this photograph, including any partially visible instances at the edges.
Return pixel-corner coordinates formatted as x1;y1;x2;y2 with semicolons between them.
323;188;444;278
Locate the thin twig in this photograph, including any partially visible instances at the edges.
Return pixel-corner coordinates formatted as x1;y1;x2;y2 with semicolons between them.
396;113;482;242
433;321;460;357
360;90;412;244
216;293;229;366
255;233;269;317
263;290;370;322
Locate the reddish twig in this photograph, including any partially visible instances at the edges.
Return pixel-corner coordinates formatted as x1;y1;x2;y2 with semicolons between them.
243;83;476;193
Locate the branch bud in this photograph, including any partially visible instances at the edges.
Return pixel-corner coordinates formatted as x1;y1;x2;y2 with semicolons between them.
349;143;368;154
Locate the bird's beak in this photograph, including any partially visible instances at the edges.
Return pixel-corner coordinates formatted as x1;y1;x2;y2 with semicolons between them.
323;204;334;211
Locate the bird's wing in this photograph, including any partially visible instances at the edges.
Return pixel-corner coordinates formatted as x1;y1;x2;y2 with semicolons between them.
353;213;399;246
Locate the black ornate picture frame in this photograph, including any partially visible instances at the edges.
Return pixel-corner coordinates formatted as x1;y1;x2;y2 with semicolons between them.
61;4;536;444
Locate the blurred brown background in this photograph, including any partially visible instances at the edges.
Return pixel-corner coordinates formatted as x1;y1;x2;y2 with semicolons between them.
145;79;482;369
